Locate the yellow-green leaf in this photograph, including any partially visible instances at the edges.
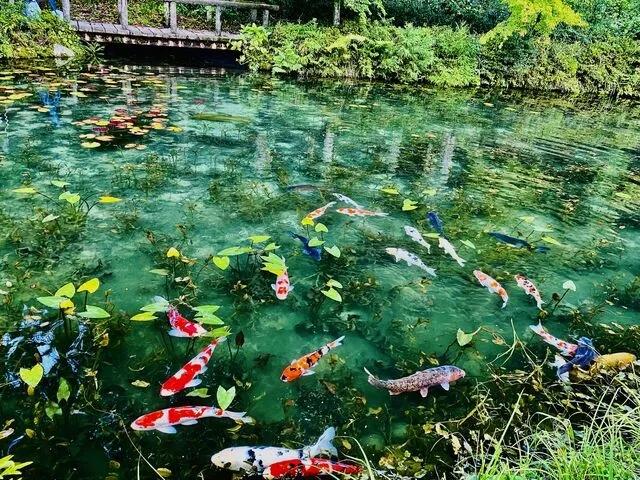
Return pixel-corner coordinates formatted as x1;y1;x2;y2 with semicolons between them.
322;288;342;302
131;312;157;321
217;386;236;410
381;187;399;195
157;467;172;478
308;237;325;247
78;305;110;319
315;223;329;233
460;240;476;250
131;380;150;388
13;187;37;194
457;327;481;347
541;236;561;246
99;196;121;204
212;256;230;270
402;199;418;211
51;180;69;188
247;235;270;244
37;296;67;308
324;245;341;258
217;246;252;256
301;216;315;226
186;388;210;398
59;192;80;205
326;279;343;289
57;378;70;403
166;247;180;258
55;283;76;298
78;278;100;294
19;364;44;389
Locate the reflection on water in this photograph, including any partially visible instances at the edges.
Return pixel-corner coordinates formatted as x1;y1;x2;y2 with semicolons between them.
0;65;638;479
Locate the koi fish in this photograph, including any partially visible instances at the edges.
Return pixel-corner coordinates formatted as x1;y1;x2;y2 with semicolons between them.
473;270;508;308
160;337;226;396
404;226;431;253
272;269;294;300
263;459;362;479
290;232;322;261
281;336;345;382
167;306;207;338
332;193;363;209
427;211;445;236
364;365;465;397
131;406;253;434
549;337;598;382
488;232;550;253
529;322;578;357
211;426;337;473
438;237;466;267
304;201;336;221
336;207;388;217
515;275;544;310
385;248;436;277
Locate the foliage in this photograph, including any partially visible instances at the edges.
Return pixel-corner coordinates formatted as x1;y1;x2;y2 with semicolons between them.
0;456;32;479
482;0;587;45
343;0;386;23
565;0;640;39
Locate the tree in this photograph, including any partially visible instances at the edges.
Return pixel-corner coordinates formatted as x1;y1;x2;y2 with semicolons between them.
333;0;385;25
482;0;587;44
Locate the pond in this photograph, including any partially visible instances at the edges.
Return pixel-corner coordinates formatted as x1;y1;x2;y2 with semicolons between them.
0;64;639;479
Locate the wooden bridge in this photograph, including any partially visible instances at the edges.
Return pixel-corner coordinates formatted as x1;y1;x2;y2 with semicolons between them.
60;0;279;50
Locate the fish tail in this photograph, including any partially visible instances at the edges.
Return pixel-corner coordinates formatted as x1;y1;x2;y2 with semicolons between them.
364;367;386;389
550;355;570;382
327;335;345;350
457;258;466;267
529;322;545;336
220;410;255;424
309;427;337;458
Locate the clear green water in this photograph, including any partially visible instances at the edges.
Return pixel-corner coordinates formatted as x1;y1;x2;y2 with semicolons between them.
0;66;639;479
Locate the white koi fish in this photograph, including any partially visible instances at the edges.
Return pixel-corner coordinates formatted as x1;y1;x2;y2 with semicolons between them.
438;237;465;267
404;226;431;253
515;275;544;310
386;248;436;277
332;193;363;209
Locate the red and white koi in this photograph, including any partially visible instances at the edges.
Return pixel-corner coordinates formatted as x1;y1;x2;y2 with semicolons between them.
304;201;336;221
263;459;362;479
272;269;294;300
404;226;431;253
515;275;544;310
130;406;253;434
160;337;226;396
332;193;363;209
473;270;508;308
529;322;578;357
438;237;465;267
167;306;207;338
336;207;388;218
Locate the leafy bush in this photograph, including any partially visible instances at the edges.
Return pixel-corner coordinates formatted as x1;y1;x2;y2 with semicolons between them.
566;0;640;39
0;3;84;59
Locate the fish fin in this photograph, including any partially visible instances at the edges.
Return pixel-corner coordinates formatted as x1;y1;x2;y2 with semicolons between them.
200;366;208;373
328;335;345;349
501;299;508;309
271;284;276;291
289;285;295;291
419;388;429;397
440;382;450;391
181;420;198;425
550;355;571;382
185;379;202;388
302;370;316;376
168;329;188;337
156;426;177;434
310;427;337;458
390;391;402;396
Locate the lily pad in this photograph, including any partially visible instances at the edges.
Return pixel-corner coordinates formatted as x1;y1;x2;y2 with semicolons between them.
212;256;230;270
324;245;341;258
402;199;418;211
217;386;236;410
78;305;110;319
322;288;342;302
562;280;576;292
78;278;100;294
457;327;481;347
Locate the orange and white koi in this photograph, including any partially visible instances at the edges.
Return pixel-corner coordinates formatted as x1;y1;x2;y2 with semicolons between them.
473;270;508;308
515;275;544;310
272;269;294;300
280;336;345;382
529;322;577;357
336;207;388;218
304;201;336;221
130;406;253;434
167;306;207;338
160;337;226;396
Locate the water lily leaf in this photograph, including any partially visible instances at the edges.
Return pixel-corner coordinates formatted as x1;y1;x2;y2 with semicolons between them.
261;253;286;266
59;192;80;204
55;283;76;298
381;187;399;195
562;280;576;292
51;180;69;188
402;199;418;211
205;326;231;339
326;279;343;289
141;302;169;313
301;216;315;226
193;305;221;314
99;196;121;204
13;187;37;194
308;237;325;247
57;378;70;403
78;278;100;294
457;327;481;347
217;246;252;256
157;467;172;478
186;388;210;398
315;223;328;233
131;380;150;388
460;240;476;250
149;269;169;276
195;314;224;325
212;256;230;270
81;141;101;149
424;233;440;238
45;402;62;419
19;364;43;389
217;386;236;410
37;296;67;308
78;305;110;319
263;242;279;251
324;245;341;258
166;247;181;258
541;236;561;246
0;429;14;440
261;263;286;276
42;214;59;223
248;235;270;244
131;312;157;321
59;299;74;311
322;288;342;302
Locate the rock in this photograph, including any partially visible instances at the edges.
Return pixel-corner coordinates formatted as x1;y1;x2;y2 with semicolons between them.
53;44;75;58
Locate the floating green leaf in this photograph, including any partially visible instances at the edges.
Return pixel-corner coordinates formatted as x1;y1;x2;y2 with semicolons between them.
166;247;181;258
315;223;329;233
45;402;62;420
193;305;221;314
457;327;481;347
131;380;150;388
322;288;342;302
424;232;440;238
186;388;210;398
131;312;157;321
460;240;476;250
261;263;286;276
562;280;576;292
98;196;121;204
381;187;399;195
196;314;224;325
78;278;100;294
212;256;230;270
37;296;67;308
58;192;81;205
149;269;169;276
263;242;279;251
13;187;37;194
57;378;71;403
217;386;236;410
217;246;252;256
541;236;562;246
301;216;315;226
205;326;232;339
19;364;43;390
308;237;325;247
51;180;69;188
402;199;418;211
78;305;110;319
326;279;343;289
324;245;341;258
55;283;76;298
42;214;59;223
248;235;270;244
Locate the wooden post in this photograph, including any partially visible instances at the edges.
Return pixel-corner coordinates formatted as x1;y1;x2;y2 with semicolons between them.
61;0;71;20
169;0;177;33
333;0;340;25
119;0;129;27
206;7;211;22
250;8;257;22
215;5;222;35
262;8;269;27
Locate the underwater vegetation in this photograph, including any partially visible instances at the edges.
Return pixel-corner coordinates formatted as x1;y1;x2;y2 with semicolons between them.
0;65;638;479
